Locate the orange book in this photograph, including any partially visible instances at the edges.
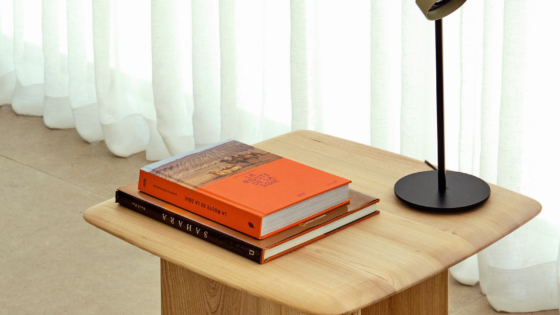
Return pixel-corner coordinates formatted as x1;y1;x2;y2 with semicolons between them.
139;140;351;239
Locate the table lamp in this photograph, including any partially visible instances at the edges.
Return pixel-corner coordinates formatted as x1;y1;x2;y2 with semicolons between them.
394;0;491;212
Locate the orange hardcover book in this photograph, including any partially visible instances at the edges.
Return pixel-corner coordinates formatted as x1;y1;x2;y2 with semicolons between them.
138;140;351;239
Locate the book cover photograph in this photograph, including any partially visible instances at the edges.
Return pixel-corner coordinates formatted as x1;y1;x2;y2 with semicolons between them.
147;140;283;190
139;140;352;238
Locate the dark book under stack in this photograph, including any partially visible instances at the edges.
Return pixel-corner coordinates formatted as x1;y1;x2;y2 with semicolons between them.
116;140;380;264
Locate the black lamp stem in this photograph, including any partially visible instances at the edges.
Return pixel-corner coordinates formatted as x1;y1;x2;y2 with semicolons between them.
393;6;490;212
435;19;446;193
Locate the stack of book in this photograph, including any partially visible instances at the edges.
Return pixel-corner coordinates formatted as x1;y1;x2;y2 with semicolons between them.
116;140;379;264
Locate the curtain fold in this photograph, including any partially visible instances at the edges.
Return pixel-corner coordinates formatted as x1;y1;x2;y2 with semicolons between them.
151;0;194;156
68;0;103;142
400;0;436;162
43;0;75;129
479;0;503;185
0;0;559;312
370;0;401;152
12;0;44;116
92;0;157;158
191;0;221;147
0;0;15;104
290;0;323;133
457;0;483;176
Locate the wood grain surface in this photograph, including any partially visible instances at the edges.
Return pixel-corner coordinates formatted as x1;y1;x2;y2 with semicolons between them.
361;271;448;315
84;130;541;315
162;259;362;315
162;258;445;315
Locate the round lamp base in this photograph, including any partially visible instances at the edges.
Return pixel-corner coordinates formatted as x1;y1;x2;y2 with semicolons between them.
394;170;490;212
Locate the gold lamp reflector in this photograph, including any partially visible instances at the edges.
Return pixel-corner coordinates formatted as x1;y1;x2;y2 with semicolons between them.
416;0;466;20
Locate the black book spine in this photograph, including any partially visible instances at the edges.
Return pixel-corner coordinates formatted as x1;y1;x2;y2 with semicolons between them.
115;191;263;263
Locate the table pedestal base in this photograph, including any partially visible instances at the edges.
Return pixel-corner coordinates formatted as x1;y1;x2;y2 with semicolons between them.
161;259;448;315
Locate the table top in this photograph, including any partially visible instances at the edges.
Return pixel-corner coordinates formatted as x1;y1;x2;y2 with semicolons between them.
84;130;541;315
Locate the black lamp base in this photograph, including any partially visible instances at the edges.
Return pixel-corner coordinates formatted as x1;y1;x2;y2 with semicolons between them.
394;170;490;212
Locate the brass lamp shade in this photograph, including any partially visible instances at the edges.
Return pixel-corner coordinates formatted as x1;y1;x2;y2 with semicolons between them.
416;0;466;20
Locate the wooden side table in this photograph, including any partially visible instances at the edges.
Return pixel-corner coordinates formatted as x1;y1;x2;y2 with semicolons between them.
84;130;541;315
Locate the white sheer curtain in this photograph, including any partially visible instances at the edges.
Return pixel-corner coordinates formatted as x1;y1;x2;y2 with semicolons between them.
1;0;559;312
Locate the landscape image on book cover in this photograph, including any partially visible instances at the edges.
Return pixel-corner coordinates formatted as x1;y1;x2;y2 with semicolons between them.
149;141;283;190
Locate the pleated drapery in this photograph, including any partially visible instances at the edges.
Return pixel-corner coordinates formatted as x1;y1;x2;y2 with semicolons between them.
1;0;559;312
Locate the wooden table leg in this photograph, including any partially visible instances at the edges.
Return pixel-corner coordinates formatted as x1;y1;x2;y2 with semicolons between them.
161;259;317;315
361;270;448;315
161;259;447;315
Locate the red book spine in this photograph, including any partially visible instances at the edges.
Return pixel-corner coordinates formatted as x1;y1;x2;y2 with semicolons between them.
139;170;264;238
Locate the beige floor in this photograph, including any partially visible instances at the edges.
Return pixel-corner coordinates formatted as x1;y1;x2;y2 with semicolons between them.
0;104;557;315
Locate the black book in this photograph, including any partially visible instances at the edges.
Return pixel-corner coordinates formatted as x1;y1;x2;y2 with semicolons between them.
116;182;379;264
